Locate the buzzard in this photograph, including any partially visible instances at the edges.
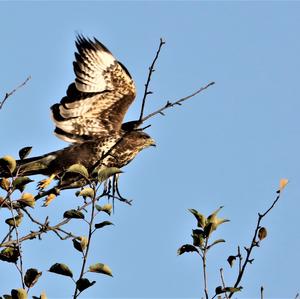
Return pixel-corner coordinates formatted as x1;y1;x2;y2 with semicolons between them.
0;35;155;193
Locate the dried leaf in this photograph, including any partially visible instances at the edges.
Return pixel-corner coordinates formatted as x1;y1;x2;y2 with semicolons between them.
49;263;73;278
89;263;113;276
258;227;267;241
18;193;35;208
97;167;122;183
227;255;236;267
76;278;96;292
18;147;32;160
24;268;42;288
11;289;27;299
177;244;199;255
63;209;84;219
95;221;114;229
279;178;289;192
40;291;47;299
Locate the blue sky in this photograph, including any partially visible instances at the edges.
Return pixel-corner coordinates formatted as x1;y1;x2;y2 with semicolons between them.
0;1;299;298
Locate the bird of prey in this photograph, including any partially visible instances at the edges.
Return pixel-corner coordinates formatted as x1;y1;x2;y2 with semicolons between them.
0;35;155;193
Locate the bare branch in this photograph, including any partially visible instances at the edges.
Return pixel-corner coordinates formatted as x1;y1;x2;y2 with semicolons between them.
141;81;215;124
0;76;31;110
228;190;284;298
138;38;165;122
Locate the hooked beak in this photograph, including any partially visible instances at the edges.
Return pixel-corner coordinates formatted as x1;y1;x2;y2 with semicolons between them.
149;138;156;147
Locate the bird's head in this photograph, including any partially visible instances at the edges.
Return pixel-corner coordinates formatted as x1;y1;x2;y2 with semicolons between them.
126;131;156;151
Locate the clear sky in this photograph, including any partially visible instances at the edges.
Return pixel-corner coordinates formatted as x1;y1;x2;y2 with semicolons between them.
0;1;299;298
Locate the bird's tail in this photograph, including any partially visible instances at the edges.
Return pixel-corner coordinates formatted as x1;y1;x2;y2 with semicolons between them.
0;154;55;177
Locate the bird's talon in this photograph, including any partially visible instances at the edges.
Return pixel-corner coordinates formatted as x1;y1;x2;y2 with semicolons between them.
37;174;56;190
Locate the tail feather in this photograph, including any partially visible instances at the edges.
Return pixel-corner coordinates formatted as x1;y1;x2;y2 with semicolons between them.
0;154;56;177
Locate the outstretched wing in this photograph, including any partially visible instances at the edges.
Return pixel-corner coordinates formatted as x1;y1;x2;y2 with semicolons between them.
51;35;136;143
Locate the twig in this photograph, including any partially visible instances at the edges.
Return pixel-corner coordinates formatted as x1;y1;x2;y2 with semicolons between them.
138;38;165;122
228;191;283;298
220;268;229;299
260;286;264;299
141;81;215;124
0;76;31;110
73;183;97;298
202;238;209;299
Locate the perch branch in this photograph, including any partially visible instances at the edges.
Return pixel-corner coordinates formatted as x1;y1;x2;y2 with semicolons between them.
141;81;215;124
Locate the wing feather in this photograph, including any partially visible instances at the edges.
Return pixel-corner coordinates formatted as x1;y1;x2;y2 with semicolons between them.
51;35;136;143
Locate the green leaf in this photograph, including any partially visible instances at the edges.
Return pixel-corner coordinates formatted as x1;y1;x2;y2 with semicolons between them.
77;187;94;199
191;229;205;247
24;268;42;288
5;214;23;227
177;244;199;255
3;295;12;299
0;155;16;174
95;221;114;229
188;208;207;228
76;278;96;292
18;147;32;160
224;287;243;293
0;247;20;263
12;177;34;192
63;209;84;219
11;289;27;299
207;239;225;250
72;236;88;252
205;206;229;237
0;178;10;191
97;167;122;184
89;263;113;276
66;164;89;179
48;263;73;278
95;203;113;215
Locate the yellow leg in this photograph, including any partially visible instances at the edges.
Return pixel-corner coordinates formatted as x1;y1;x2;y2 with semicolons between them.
37;174;56;190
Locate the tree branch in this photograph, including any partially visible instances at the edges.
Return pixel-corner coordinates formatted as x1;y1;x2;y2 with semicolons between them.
141;81;215;124
138;38;165;122
228;190;284;298
0;76;31;110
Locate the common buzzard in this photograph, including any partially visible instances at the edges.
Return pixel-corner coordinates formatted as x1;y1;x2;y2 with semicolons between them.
0;35;155;192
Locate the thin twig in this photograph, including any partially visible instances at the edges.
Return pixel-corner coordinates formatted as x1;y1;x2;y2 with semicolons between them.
220;268;229;299
228;191;283;298
0;76;31;110
260;286;264;299
138;38;165;122
73;183;97;298
141;81;215;124
202;238;209;299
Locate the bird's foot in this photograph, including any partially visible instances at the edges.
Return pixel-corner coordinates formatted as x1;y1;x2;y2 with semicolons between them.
37;174;56;190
